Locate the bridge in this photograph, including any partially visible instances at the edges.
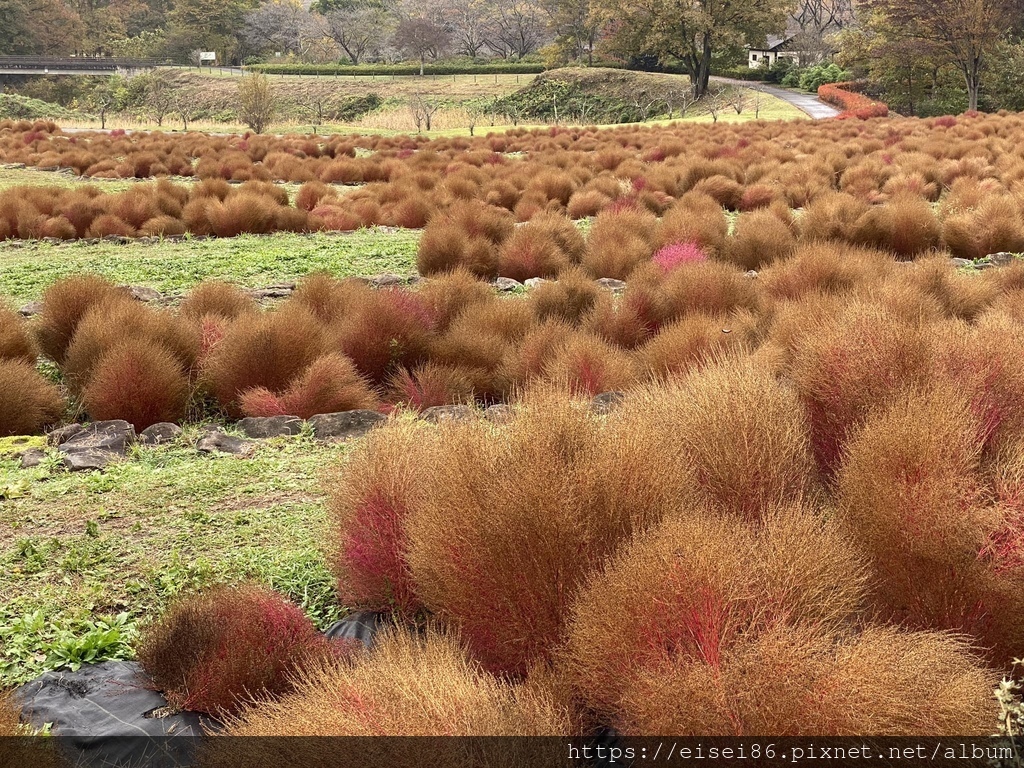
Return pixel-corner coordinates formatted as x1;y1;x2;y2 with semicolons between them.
0;56;160;76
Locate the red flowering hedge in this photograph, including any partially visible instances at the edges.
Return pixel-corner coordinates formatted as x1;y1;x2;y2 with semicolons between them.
819;82;889;120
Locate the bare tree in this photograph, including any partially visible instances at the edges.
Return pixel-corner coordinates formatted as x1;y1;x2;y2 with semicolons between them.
632;93;661;122
409;92;442;131
667;87;697;120
316;6;391;65
704;89;726;123
242;0;316;58
728;88;749;114
173;91;199;131
304;95;328;133
392;16;451;74
488;0;545;60
541;0;599;64
146;72;175;127
238;73;276;134
442;0;493;58
750;86;764;119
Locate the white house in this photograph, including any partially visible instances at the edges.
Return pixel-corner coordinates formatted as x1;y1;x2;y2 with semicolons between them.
748;34;801;69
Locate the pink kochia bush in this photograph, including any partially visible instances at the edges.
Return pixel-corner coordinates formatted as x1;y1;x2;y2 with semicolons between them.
136;584;356;717
653;242;708;272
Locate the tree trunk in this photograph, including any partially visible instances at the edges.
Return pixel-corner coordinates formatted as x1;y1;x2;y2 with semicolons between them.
420;53;425;76
965;56;981;111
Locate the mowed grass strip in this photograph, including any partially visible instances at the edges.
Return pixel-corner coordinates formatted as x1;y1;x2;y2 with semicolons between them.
0;431;348;687
0;228;420;305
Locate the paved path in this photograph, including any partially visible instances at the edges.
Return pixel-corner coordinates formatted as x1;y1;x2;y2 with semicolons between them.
711;77;841;119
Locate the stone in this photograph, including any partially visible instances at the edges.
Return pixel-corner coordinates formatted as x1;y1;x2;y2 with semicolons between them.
250;284;294;299
47;423;83;446
974;262;995;270
744;270;759;278
138;422;182;445
309;410;386;440
101;235;131;244
18;448;47;469
237;415;302;438
524;277;550;289
63;449;120;471
19;301;43;317
420;405;475;423
124;285;161;302
595;277;627;293
484;404;515;424
950;257;973;269
196;430;254;455
493;277;523;292
591;391;625;415
59;420;136;455
368;273;406;288
989;251;1017;267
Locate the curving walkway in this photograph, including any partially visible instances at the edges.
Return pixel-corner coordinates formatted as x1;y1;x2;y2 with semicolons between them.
711;77;841;119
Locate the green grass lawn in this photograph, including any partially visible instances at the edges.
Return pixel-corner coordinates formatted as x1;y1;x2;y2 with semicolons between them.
0;228;420;306
0;430;350;687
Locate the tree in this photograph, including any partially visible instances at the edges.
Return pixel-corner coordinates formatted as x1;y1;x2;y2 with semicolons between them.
242;0;315;58
0;0;84;54
868;0;1012;111
315;5;392;64
392;16;451;74
237;72;276;134
172;90;199;130
145;71;175;126
541;0;600;65
164;0;257;63
409;92;441;131
488;0;545;60
441;0;493;58
597;0;788;99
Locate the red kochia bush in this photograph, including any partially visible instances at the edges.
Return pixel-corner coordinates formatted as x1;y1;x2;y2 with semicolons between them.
81;338;190;429
203;305;327;415
136;584;353;716
239;353;379;419
34;274;123;364
0;307;37;364
329;421;434;614
0;359;65;436
819;82;889;119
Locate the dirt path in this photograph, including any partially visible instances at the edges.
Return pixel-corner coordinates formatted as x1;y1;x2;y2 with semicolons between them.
711;77;841;119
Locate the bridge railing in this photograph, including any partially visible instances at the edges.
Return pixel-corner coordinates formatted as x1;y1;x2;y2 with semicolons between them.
0;56;161;71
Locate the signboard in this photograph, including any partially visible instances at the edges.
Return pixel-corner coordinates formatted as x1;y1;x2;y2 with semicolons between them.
199;52;216;63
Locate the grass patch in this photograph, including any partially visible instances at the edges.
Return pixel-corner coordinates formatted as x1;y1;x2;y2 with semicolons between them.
0;228;420;305
0;431;348;686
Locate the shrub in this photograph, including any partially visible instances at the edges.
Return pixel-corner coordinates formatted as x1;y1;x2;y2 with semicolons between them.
0;359;64;436
659;259;761;320
539;332;636;396
63;297;199;392
240;353;379;419
835;384;1024;664
82;338;190;429
497;223;572;281
417;222;497;279
798;192;870;244
563;507;870;735
530;212;587;263
942;196;1024;260
34;274;122;364
330;289;434;386
636;314;749;379
619;362;817;520
328;421;434;614
725;209;797;271
85;213;136;238
0;307;36;364
203;305;327;415
386;362;475;410
819;82;889;119
406;393;639;676
583;207;659;280
136;584;349;717
758;243;888;301
788;303;933;478
851;194;941;259
528;268;601;325
179;281;257;322
652;242;707;272
416;269;492;331
291;274;373;325
212;629;569;741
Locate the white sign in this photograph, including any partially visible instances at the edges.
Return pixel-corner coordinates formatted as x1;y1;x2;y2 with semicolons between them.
199;52;216;63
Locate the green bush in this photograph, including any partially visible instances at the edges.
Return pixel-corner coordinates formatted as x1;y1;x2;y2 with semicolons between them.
798;62;850;92
247;62;547;76
0;94;94;122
